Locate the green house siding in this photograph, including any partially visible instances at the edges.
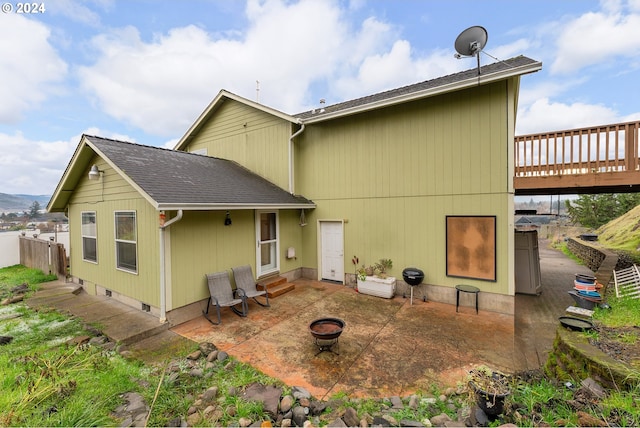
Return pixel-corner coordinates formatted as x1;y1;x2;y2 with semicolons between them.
297;81;516;295
184;100;293;190
68;159;161;306
167;209;304;310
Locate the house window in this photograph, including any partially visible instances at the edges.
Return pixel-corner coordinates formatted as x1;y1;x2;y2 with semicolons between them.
115;211;137;273
81;211;97;263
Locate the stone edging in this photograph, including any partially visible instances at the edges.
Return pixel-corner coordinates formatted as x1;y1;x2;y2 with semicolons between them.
545;327;640;391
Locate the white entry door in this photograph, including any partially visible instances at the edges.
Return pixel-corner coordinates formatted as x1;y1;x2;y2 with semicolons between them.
256;211;279;277
320;221;344;283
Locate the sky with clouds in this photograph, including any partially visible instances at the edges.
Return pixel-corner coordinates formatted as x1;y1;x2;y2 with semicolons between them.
1;0;639;196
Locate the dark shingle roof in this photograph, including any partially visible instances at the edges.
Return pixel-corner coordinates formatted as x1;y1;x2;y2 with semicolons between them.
295;56;540;120
85;135;313;209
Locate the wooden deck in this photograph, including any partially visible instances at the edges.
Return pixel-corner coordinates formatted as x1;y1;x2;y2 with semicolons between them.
514;120;640;195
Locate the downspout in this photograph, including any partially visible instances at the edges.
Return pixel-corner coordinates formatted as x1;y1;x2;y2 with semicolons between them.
289;120;305;194
159;209;183;323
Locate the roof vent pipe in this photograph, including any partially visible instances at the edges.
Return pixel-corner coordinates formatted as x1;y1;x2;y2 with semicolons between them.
288;120;305;194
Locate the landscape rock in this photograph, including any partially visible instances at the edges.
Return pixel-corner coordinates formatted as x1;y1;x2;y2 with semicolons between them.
292;386;311;400
309;400;327;416
577;410;607;427
408;394;419;410
280;395;294;413
189;368;204;377
243;383;283;417
199;341;217;356
292;406;307;427
238;416;252;427
390;396;403;409
89;335;109;345
64;334;90;348
186;412;201;426
580;378;607;399
429;413;452;426
112;392;149;427
398;419;425;427
371;415;391;426
327;417;347;427
11;282;29;293
187;350;201;360
341;407;359;427
201;386;218;404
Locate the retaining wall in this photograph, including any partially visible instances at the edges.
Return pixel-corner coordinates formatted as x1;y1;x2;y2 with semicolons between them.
546;328;640;391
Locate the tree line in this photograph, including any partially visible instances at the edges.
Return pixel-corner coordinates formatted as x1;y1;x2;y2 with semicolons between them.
565;193;640;229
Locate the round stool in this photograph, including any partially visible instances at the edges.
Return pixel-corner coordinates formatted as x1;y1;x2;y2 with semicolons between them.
455;284;480;314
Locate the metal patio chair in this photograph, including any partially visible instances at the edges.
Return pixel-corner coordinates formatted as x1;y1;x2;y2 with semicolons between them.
202;271;247;325
232;265;270;308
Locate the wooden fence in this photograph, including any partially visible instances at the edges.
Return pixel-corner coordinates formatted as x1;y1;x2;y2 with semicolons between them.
19;236;68;281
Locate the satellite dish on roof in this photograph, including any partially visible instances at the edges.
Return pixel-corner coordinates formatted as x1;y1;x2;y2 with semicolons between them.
454;26;488;74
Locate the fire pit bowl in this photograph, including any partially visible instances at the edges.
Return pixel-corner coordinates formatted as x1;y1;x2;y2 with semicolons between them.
309;318;345;355
309;317;345;340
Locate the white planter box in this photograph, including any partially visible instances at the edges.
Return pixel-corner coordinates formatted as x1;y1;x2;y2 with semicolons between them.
357;276;396;299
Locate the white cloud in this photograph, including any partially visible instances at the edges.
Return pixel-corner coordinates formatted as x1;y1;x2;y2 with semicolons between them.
0;132;77;195
551;1;640;74
48;0;111;27
0;15;67;123
77;0;358;137
0;128;137;195
516;98;619;135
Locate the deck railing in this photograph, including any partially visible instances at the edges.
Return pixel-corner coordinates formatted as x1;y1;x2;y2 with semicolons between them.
515;120;640;178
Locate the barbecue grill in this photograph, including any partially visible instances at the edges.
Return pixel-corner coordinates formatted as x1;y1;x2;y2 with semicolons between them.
402;267;425;304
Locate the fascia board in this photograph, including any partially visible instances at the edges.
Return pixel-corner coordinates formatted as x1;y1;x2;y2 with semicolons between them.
47;136;95;212
156;202;316;211
302;61;542;125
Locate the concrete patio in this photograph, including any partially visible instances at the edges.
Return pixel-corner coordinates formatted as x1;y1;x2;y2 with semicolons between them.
25;238;594;400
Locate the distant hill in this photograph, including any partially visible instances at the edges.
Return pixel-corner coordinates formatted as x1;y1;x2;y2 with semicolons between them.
0;193;51;212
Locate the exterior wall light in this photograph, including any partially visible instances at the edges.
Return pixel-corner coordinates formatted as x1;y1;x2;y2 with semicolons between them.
88;165;103;180
224;211;232;226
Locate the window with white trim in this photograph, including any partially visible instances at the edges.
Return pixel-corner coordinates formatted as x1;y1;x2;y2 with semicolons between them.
81;211;97;262
114;211;137;273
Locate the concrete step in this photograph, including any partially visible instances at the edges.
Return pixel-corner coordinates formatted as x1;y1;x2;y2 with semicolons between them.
257;276;295;298
265;282;295;298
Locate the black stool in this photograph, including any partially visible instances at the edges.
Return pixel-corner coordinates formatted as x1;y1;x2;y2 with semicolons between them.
455;284;480;314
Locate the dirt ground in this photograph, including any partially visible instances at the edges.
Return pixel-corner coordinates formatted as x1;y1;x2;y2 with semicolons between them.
589;325;640;368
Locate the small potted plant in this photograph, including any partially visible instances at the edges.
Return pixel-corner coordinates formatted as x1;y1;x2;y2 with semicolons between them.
374;258;393;278
467;366;511;416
